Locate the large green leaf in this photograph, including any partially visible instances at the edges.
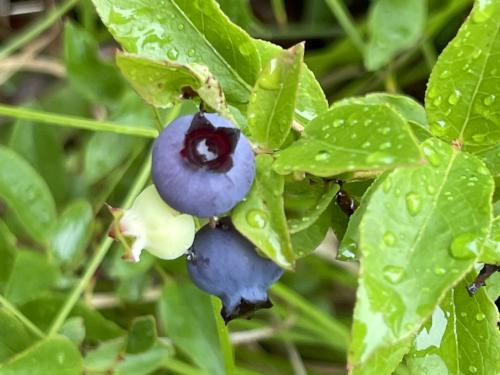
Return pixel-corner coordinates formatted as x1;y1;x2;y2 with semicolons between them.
426;0;500;145
0;336;82;375
465;143;500;177
4;251;58;306
51;199;94;270
365;0;426;71
0;147;56;243
232;155;294;270
63;21;125;104
157;282;225;375
91;0;260;104
349;139;494;374
0;309;39;362
9;119;67;204
273;104;422;177
247;43;304;149
0;221;16;293
290;210;331;258
116;53;229;115
406;274;500;375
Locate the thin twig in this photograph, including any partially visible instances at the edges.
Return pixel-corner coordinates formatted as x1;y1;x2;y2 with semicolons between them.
0;56;66;78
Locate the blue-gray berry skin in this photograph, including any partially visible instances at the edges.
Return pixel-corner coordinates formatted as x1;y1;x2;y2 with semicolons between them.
152;113;255;217
187;222;284;322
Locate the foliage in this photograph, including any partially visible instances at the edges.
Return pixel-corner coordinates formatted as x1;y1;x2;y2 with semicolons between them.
0;0;498;374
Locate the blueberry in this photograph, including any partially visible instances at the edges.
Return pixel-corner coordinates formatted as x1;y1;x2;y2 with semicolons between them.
152;112;255;217
187;221;284;322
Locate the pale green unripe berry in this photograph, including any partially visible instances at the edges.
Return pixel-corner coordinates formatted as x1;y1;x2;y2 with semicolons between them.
109;185;195;262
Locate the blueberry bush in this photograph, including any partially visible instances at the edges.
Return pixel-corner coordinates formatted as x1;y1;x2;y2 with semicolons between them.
0;0;499;374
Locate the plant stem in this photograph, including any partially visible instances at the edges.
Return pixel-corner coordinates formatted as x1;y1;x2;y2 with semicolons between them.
47;156;152;336
0;104;158;138
324;0;365;54
271;0;288;27
0;0;78;59
210;297;236;375
271;283;350;349
0;294;45;339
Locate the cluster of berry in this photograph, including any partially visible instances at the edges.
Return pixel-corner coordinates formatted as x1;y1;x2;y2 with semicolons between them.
111;112;283;322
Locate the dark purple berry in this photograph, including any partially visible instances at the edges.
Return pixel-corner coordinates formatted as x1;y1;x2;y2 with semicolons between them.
187;221;284;322
152;113;255;217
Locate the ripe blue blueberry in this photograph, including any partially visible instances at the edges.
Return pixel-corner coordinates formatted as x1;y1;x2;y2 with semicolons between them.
152;112;255;217
187;221;284;322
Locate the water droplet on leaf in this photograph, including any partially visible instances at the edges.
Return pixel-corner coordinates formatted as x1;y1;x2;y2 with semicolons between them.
315;150;331;161
483;94;495;106
422;145;441;167
450;233;481;259
383;231;396;246
383;265;404;284
448;90;461;105
405;193;422;215
167;48;179;60
246;209;268;229
475;313;485;321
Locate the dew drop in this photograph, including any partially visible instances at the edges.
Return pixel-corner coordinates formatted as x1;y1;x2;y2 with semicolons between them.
333;119;344;128
433;96;442;106
483;94;496;106
448;90;461;105
383;265;404;284
379;141;391;150
427;86;439;99
383;176;392;192
434;266;446;275
177;23;185;31
167;47;179;60
431;120;448;136
472;48;482;60
426;185;436;194
187;48;196;57
468;365;478;373
450;233;481;259
472;133;487;143
361;141;371;149
365;152;395;165
475;313;485;321
422;144;441;167
246;209;268;229
315;150;331;161
460;312;467;318
439;70;451;79
383;231;396;246
259;58;282;90
405;193;422;216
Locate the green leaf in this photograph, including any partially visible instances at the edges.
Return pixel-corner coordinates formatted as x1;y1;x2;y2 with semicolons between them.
0;221;16;293
126;316;157;354
334;93;431;141
51;199;94;270
20;295;124;342
9;119;67;204
232;155;294;270
365;0;426;71
83;91;152;184
349;139;494;374
157;282;225;375
291;210;331;258
480;216;500;264
91;0;260;104
247;43;304;149
287;181;338;234
4;251;58;306
486;271;500;301
406;274;500;375
273;104;422;177
0;146;56;243
0;336;82;375
425;0;500;145
0;309;39;362
337;173;387;261
59;317;86;347
465;143;500;177
116;53;229;115
254;39;328;124
63;21;125;104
